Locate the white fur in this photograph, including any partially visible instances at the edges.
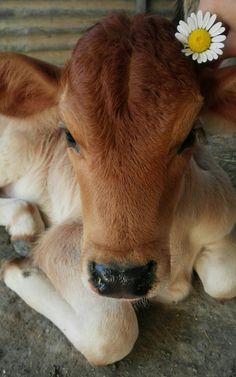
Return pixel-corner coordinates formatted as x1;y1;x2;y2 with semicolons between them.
0;198;44;238
195;228;236;300
4;264;138;365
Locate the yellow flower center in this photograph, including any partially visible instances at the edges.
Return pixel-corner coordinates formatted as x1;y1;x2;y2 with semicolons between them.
188;29;211;53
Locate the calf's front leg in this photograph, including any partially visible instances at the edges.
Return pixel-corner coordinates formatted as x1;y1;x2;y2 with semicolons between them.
2;258;138;366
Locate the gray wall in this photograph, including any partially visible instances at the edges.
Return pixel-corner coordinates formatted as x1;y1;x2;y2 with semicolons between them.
0;0;175;66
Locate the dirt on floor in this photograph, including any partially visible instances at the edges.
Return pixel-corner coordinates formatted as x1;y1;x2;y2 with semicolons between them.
0;136;235;377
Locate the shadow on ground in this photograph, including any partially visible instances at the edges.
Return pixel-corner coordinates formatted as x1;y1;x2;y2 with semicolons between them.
0;136;235;377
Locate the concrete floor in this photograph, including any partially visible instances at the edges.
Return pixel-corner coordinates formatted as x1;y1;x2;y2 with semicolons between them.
0;136;235;377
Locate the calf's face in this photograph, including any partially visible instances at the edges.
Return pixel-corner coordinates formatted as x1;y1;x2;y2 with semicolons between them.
61;14;203;299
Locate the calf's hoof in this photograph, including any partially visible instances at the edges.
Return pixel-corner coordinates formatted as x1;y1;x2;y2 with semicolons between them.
12;239;32;256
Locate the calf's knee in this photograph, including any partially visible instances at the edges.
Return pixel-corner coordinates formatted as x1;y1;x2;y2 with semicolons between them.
78;301;139;366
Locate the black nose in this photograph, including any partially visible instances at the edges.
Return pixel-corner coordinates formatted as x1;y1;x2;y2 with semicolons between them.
89;261;156;299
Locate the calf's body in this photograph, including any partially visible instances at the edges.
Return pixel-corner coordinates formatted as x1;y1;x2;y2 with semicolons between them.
0;12;236;365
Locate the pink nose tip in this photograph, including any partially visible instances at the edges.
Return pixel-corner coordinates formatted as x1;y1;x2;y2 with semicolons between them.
89;261;156;299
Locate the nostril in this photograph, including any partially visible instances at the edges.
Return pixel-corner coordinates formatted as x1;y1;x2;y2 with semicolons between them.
89;262;117;295
90;262;114;283
88;261;156;298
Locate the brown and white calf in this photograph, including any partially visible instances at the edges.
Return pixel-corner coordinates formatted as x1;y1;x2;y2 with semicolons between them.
0;11;236;366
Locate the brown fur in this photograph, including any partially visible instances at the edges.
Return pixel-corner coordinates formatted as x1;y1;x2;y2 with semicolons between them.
0;53;61;118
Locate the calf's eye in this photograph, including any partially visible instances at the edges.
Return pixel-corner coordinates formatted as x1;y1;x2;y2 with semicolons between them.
178;129;196;154
65;129;75;146
64;129;80;153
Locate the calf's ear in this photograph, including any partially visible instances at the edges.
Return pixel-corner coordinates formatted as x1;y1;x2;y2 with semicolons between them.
0;52;61;118
200;65;236;134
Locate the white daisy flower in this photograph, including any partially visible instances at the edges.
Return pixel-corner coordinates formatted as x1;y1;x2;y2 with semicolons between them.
175;10;226;64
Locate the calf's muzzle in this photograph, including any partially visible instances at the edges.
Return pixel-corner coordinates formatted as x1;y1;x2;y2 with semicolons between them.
89;261;156;299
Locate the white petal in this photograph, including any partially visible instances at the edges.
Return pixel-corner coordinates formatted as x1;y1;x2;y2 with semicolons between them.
190;12;198;29
197;10;203;28
202;11;211;28
206;50;214;61
192;52;199;61
187;16;195;31
210;27;225;37
211;51;218;59
197;54;203;63
214;48;223;55
201;52;208;63
209;21;222;35
206;14;217;30
177;24;189;37
212;35;226;43
182;48;193;56
179;20;191;34
175;32;188;44
211;42;225;49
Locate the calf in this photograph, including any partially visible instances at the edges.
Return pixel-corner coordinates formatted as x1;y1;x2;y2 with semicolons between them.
1;10;236;365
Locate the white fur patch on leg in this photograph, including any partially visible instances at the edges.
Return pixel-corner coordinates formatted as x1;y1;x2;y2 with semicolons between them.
9;201;45;240
4;263;138;365
195;231;236;300
0;198;45;241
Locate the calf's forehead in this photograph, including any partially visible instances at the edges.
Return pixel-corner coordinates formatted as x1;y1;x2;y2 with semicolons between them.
62;13;201;150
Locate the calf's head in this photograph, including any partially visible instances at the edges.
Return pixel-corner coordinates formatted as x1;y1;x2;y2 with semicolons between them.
1;14;236;300
60;14;203;298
